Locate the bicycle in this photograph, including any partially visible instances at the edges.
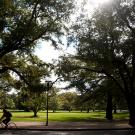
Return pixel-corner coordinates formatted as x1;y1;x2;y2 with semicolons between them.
0;121;17;129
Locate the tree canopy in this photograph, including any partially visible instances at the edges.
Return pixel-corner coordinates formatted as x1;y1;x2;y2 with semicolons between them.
56;0;135;126
0;0;74;91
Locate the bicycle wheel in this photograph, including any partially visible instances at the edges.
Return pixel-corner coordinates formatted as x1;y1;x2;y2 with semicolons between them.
0;122;5;129
7;121;17;129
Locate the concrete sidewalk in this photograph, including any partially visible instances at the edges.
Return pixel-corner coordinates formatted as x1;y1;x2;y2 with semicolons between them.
13;120;133;130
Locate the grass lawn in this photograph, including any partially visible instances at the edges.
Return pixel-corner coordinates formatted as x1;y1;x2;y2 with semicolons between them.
0;110;129;122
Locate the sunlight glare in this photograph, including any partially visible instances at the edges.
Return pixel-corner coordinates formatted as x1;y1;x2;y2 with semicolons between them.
85;0;111;8
77;0;112;18
94;0;111;4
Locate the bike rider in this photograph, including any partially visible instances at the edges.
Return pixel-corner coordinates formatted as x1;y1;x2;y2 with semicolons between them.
0;109;12;128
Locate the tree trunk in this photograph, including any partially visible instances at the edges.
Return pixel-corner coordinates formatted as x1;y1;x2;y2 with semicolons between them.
33;110;38;117
126;95;135;126
129;107;135;127
80;107;83;112
106;93;113;120
113;105;117;114
87;108;90;113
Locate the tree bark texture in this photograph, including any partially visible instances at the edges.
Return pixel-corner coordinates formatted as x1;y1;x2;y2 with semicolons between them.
106;93;113;120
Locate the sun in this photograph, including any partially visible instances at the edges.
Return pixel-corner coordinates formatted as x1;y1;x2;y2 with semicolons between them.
96;0;111;4
76;0;112;11
78;0;112;16
87;0;111;6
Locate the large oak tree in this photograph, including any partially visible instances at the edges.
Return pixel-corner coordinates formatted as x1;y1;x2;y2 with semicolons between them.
0;0;74;89
56;0;135;126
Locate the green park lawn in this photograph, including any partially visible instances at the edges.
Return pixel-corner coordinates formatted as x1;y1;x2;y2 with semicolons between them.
0;110;129;122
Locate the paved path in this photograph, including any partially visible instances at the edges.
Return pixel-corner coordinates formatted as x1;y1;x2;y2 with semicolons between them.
1;129;135;135
9;120;133;130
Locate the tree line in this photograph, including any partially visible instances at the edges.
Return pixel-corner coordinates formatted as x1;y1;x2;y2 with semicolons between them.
0;88;127;117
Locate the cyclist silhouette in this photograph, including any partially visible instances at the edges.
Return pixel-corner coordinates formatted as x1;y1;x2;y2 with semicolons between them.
0;109;12;128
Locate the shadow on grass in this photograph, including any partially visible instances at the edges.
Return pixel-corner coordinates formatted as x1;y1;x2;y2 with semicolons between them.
10;110;129;123
15;115;40;118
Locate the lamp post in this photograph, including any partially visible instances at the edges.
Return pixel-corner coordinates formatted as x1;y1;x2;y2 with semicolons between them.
45;81;52;126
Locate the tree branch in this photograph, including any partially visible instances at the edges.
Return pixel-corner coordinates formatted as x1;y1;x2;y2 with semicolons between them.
72;65;125;94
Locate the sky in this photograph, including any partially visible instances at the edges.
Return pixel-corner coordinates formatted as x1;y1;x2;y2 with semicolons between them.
9;0;112;94
34;0;112;92
35;0;112;63
35;41;76;64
